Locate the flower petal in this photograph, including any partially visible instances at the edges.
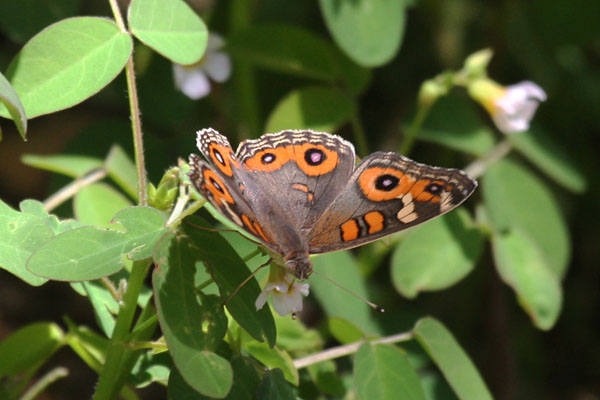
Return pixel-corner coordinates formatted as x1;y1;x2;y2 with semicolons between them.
203;52;232;83
255;290;269;311
173;64;211;100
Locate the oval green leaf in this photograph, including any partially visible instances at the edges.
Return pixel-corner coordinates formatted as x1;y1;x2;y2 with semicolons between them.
154;233;232;398
492;229;562;330
319;0;405;67
128;0;208;65
0;17;132;119
413;317;493;400
482;159;570;278
0;199;52;286
0;71;27;139
391;209;483;298
509;128;587;193
241;331;299;386
0;322;64;377
265;86;355;133
354;343;426;400
21;154;103;178
74;183;132;228
226;25;370;94
309;251;380;336
256;369;296;400
27;206;166;281
182;216;276;347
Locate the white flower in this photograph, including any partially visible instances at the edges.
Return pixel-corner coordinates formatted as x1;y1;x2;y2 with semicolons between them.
255;266;310;317
469;79;547;134
491;81;547;134
172;33;232;100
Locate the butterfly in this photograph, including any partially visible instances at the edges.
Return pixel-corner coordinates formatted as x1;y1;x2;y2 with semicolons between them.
188;129;477;280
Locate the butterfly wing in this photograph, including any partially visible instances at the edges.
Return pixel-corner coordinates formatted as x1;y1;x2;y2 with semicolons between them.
236;130;356;233
188;129;278;250
307;152;477;253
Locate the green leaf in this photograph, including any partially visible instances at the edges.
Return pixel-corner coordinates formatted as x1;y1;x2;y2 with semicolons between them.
21;154;103;178
130;351;172;388
105;145;138;201
274;312;323;352
0;71;27;139
482;159;570;278
182;216;276;347
492;230;562;330
265;86;355;133
414;317;492;400
0;199;52;285
19;199;81;234
83;280;117;337
391;209;483;298
309;251;380;336
307;360;345;396
0;17;133;119
74;183;132;228
327;317;365;344
241;331;299;386
154;233;232;398
417;96;496;156
256;369;296;400
319;0;405;67
354;343;426;400
509;128;587;193
128;0;208;65
227;356;261;400
27;206;166;281
0;322;64;377
226;24;370;94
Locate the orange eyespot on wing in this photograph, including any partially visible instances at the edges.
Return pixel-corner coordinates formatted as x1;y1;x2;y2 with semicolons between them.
293;144;339;176
243;147;291;172
202;169;234;205
208;142;239;176
358;167;416;202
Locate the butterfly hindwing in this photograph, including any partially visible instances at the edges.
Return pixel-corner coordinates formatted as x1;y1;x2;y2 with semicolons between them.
307;152;477;253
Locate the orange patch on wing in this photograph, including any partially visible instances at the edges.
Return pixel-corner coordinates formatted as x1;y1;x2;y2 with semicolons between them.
364;211;385;234
292;183;309;192
340;219;360;242
209;143;238;176
253;222;270;243
202;169;234;204
243;147;291;172
242;214;258;235
294;144;338;176
358;167;414;202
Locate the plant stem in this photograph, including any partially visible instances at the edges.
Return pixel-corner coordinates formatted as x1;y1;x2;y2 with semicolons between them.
92;260;151;400
399;103;431;156
464;139;512;179
108;0;147;205
20;367;69;400
43;168;107;212
293;331;413;369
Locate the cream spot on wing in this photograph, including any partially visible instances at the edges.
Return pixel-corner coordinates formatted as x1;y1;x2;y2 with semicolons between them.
397;194;417;223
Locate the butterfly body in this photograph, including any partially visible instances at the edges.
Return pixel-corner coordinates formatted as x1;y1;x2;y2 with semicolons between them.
189;129;477;279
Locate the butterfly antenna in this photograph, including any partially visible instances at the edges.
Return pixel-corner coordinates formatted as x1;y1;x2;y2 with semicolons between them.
223;259;271;306
185;219;265;248
310;270;385;313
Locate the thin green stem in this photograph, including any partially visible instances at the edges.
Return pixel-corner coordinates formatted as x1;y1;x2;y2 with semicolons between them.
92;260;151;400
43;168;107;212
20;367;69;400
464;139;512;179
168;198;206;228
196;278;215;292
293;331;414;369
350;111;369;157
108;0;147;205
243;248;262;262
